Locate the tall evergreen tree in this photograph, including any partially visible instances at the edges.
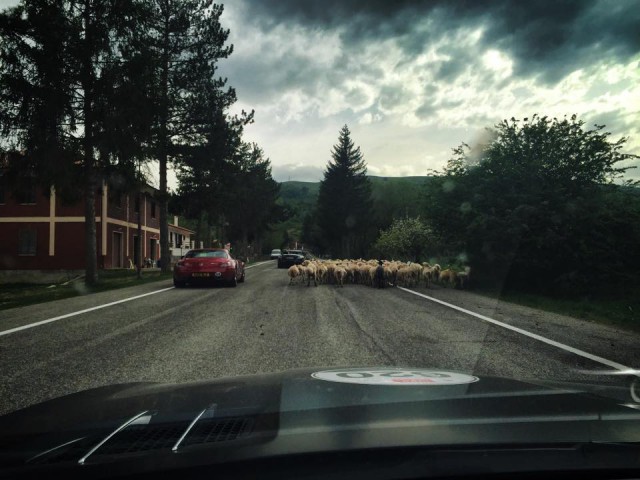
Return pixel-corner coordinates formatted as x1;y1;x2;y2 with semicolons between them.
171;72;253;250
0;1;76;204
224;142;280;255
0;0;150;285
316;125;372;258
145;0;233;272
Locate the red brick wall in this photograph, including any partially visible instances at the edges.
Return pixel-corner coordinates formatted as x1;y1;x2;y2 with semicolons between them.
55;222;86;269
1;184;162;271
0;222;50;269
0;188;50;217
56;196;84;217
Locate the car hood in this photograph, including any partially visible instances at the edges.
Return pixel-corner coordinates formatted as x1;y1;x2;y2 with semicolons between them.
1;367;640;476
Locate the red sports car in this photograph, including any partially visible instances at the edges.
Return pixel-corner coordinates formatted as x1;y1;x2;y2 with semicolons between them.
173;249;245;288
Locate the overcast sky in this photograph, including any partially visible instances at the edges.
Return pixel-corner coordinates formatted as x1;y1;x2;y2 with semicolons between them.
1;0;638;183
216;0;640;182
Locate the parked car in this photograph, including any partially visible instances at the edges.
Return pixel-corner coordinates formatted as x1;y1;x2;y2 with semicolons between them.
270;249;282;259
277;249;313;269
173;249;245;288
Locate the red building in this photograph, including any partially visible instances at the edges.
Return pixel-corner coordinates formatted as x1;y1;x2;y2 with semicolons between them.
0;179;193;276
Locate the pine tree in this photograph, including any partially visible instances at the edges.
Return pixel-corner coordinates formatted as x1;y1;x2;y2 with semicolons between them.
224;142;280;255
144;0;234;272
316;125;372;258
171;75;254;251
0;0;150;285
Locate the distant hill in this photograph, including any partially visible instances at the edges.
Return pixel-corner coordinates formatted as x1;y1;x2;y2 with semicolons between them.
278;175;433;220
278;175;433;202
278;181;320;202
367;175;434;185
264;175;434;251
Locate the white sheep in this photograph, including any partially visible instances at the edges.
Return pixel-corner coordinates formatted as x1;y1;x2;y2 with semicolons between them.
334;267;347;287
422;265;436;288
288;265;301;285
301;260;318;287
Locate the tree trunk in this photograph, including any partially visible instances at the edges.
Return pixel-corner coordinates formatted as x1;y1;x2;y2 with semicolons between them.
158;13;171;272
84;163;98;285
82;0;98;286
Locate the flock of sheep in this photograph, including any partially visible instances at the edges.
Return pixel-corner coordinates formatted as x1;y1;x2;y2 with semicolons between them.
286;259;471;289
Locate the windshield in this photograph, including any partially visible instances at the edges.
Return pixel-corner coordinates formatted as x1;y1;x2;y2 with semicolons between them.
185;250;229;259
0;0;639;464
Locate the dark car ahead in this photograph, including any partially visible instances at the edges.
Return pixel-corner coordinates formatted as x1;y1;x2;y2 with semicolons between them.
277;249;313;269
173;248;245;288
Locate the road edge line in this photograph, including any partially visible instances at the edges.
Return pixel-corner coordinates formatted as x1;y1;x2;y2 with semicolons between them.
0;287;175;337
1;261;273;337
398;287;633;372
245;260;273;269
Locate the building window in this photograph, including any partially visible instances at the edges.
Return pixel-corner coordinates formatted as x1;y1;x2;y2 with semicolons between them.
134;195;140;213
151;200;156;218
18;229;37;255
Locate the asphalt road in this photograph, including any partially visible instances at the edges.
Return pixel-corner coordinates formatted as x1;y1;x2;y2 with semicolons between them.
1;260;638;415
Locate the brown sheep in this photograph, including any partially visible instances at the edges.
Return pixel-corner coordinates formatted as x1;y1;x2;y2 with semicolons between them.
422;265;437;288
334;267;347;287
288;265;301;285
439;268;457;288
301;261;318;287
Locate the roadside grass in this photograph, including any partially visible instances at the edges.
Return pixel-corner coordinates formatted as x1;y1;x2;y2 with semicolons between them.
0;270;173;312
481;288;640;334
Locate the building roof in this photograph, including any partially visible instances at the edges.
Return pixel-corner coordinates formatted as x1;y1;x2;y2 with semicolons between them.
169;223;195;234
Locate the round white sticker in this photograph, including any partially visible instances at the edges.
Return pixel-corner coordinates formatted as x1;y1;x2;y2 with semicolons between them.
311;368;479;386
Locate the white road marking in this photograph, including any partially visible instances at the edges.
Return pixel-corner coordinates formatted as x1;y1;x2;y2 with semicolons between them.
0;260;273;337
244;260;273;269
0;287;175;337
398;287;633;372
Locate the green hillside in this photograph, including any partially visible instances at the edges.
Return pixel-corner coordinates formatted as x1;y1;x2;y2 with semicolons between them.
278;175;432;204
263;176;433;252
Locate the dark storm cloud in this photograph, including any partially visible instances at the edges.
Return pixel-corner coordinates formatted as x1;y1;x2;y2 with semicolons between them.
240;0;640;85
415;98;464;120
225;47;326;104
378;85;410;111
435;59;468;83
414;102;435;120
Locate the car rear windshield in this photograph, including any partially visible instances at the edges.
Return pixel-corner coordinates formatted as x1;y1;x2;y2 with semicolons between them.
185;250;228;259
